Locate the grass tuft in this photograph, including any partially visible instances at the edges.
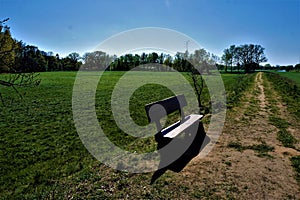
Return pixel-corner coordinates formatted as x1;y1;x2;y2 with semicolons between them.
290;156;300;185
228;141;274;158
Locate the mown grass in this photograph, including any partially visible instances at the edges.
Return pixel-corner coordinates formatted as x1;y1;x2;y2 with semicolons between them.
0;71;253;198
276;72;300;86
0;72;94;198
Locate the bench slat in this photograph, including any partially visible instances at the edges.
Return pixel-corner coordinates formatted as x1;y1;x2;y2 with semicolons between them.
161;114;203;138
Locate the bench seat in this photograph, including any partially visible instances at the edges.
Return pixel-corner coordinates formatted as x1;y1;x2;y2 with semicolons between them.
161;114;203;138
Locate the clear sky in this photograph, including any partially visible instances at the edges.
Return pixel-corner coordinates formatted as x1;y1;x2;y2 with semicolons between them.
1;0;299;66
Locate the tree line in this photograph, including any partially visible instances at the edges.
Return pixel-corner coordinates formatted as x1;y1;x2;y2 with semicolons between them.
0;21;218;74
220;44;300;73
2;18;300;75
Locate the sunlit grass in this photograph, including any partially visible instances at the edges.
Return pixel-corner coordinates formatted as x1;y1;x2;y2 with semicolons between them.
276;72;300;86
0;71;251;198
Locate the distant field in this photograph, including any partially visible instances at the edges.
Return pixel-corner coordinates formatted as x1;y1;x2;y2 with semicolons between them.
276;72;300;85
0;71;254;198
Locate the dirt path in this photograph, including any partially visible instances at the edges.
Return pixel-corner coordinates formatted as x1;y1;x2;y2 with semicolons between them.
175;72;300;199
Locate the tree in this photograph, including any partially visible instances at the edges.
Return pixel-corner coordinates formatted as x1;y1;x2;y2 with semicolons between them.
0;18;40;103
233;46;242;73
46;53;59;71
0;18;18;73
221;46;234;73
68;52;80;63
82;51;112;71
147;52;159;64
188;49;215;113
17;45;48;72
190;48;211;74
295;63;300;71
163;54;173;71
222;44;267;73
189;70;204;113
264;63;272;70
64;52;81;71
158;53;164;64
140;52;147;65
173;52;184;71
286;65;294;72
133;54;140;67
228;45;236;73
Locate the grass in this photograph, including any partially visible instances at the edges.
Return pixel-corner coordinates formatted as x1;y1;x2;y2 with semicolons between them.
228;141;274;158
222;73;256;108
290;156;300;185
277;129;297;149
268;115;296;148
261;73;298;150
228;141;245;151
268;115;290;129
265;72;300;119
275;72;300;86
0;71;254;198
0;72;94;198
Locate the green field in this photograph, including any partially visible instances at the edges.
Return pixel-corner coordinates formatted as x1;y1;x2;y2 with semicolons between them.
276;72;300;85
0;71;254;198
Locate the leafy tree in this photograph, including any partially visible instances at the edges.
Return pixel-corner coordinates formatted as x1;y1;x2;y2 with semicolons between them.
163;54;173;71
140;52;147;65
286;65;294;72
158;53;164;64
133;54;140;67
222;44;267;73
221;45;234;73
63;52;81;71
68;52;80;63
190;48;211;74
17;45;47;72
233;46;242;72
264;63;272;70
0;18;40;103
0;18;18;72
45;52;60;71
147;52;159;64
124;54;134;70
173;52;184;71
82;51;112;71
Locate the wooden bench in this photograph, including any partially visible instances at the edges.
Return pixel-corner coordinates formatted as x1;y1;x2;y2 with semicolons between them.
145;94;204;144
146;95;209;183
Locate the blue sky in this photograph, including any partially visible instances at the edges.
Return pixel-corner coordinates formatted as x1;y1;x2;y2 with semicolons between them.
1;0;299;65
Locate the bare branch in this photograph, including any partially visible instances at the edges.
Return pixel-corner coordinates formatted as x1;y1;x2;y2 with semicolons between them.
0;18;10;24
189;71;204;112
0;73;40;87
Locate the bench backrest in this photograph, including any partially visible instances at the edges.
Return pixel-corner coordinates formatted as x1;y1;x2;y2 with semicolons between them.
145;94;187;130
